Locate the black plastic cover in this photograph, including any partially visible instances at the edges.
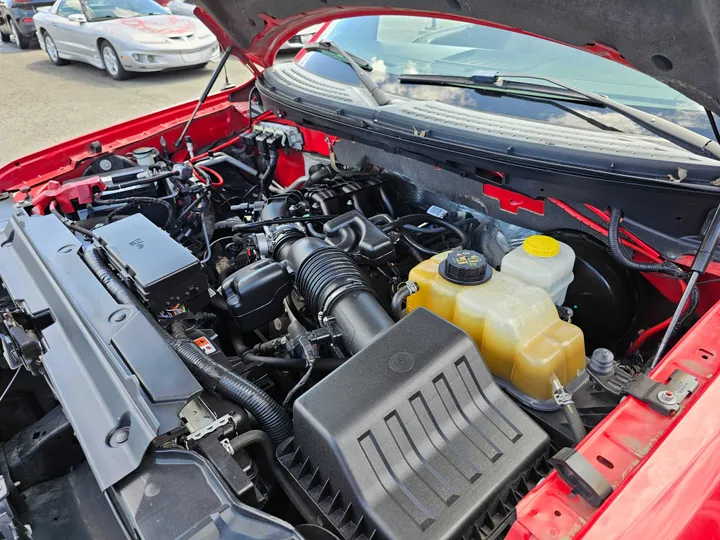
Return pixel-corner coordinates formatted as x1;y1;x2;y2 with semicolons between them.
0;208;201;491
94;214;209;313
324;210;395;265
221;259;292;331
111;448;302;540
280;308;548;540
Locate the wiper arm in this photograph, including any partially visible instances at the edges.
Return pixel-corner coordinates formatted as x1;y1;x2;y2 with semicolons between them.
399;72;720;161
304;41;389;106
303;41;373;71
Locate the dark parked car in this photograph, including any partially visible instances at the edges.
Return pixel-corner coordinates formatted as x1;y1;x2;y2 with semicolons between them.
0;0;53;48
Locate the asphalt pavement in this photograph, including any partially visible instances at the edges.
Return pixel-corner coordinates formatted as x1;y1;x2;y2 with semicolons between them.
0;39;252;166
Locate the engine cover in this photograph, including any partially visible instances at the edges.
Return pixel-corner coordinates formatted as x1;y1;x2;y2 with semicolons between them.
278;308;548;540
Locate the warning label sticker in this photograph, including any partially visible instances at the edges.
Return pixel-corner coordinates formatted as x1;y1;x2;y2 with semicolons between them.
193;336;217;354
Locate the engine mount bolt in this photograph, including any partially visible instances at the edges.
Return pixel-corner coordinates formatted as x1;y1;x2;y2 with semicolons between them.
657;390;677;405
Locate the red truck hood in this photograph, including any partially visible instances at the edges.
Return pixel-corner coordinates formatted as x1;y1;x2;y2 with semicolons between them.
194;0;720;116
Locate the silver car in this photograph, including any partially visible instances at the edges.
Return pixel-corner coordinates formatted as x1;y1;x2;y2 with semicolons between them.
33;0;219;80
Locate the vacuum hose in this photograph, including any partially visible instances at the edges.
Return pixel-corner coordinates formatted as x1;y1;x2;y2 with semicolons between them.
82;247;292;444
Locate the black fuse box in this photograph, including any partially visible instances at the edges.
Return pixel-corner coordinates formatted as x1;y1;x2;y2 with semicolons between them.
94;214;209;313
279;308;549;540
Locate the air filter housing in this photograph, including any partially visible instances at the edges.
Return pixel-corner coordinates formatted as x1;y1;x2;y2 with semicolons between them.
279;308;548;540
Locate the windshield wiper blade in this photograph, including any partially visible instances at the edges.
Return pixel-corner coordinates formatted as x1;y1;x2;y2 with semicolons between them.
303;41;373;71
304;41;389;106
399;72;720;161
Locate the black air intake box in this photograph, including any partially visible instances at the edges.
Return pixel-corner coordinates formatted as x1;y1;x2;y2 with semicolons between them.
279;308;548;540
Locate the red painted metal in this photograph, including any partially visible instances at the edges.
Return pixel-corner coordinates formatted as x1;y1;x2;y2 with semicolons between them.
510;298;720;540
275;151;307;187
642;257;720;316
27;177;107;215
0;88;251;192
483;184;544;215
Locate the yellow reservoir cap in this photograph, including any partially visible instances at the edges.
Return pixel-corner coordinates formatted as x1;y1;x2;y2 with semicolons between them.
523;235;560;257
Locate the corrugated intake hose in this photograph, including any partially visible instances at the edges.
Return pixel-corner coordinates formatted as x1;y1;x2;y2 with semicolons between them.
82;246;292;444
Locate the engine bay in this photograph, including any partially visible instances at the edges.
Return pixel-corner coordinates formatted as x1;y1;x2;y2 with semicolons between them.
0;110;715;540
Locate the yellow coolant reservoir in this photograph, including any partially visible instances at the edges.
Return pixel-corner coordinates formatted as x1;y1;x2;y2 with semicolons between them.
406;250;585;401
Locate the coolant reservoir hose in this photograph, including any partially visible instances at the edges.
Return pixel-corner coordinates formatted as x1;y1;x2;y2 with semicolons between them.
82;246;292;444
391;282;418;321
551;375;586;445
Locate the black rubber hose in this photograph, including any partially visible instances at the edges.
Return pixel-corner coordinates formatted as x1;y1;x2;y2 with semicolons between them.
391;283;415;321
381;214;469;249
229;430;321;525
231;215;340;233
305;223;326;239
260;150;279;198
608;207;685;277
103;170;178;190
304;166;332;188
401;229;444;256
242;354;346;373
561;401;587;445
82;247;292;444
230;332;346;373
50;208;97;238
96;196;175;230
379;187;395;218
215;218;243;230
171;329;292;444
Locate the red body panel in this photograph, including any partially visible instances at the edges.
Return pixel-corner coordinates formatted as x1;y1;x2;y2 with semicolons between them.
26;177;107;215
510;299;720;540
0;90;249;193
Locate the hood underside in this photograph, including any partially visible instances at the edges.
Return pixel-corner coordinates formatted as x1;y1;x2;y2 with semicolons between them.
194;0;720;116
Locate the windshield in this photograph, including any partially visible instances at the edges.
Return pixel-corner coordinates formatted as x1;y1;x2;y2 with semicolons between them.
296;16;717;139
83;0;168;20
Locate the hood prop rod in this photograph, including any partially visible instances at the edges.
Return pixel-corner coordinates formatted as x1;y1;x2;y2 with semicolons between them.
174;46;234;150
651;205;720;369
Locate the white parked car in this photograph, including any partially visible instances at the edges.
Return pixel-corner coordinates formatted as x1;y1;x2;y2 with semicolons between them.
34;0;219;80
166;0;320;51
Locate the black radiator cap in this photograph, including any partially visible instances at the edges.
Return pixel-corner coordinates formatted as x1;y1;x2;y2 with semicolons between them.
439;249;492;285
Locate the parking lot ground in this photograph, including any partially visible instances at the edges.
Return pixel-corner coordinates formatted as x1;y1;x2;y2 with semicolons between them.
0;40;252;165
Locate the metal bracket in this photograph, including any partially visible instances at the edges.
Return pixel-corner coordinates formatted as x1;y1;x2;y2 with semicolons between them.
0;477;31;539
550;447;613;507
185;414;234;443
589;367;698;416
623;369;698;415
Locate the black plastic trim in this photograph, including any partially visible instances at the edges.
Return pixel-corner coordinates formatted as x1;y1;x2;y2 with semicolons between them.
0;204;201;491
